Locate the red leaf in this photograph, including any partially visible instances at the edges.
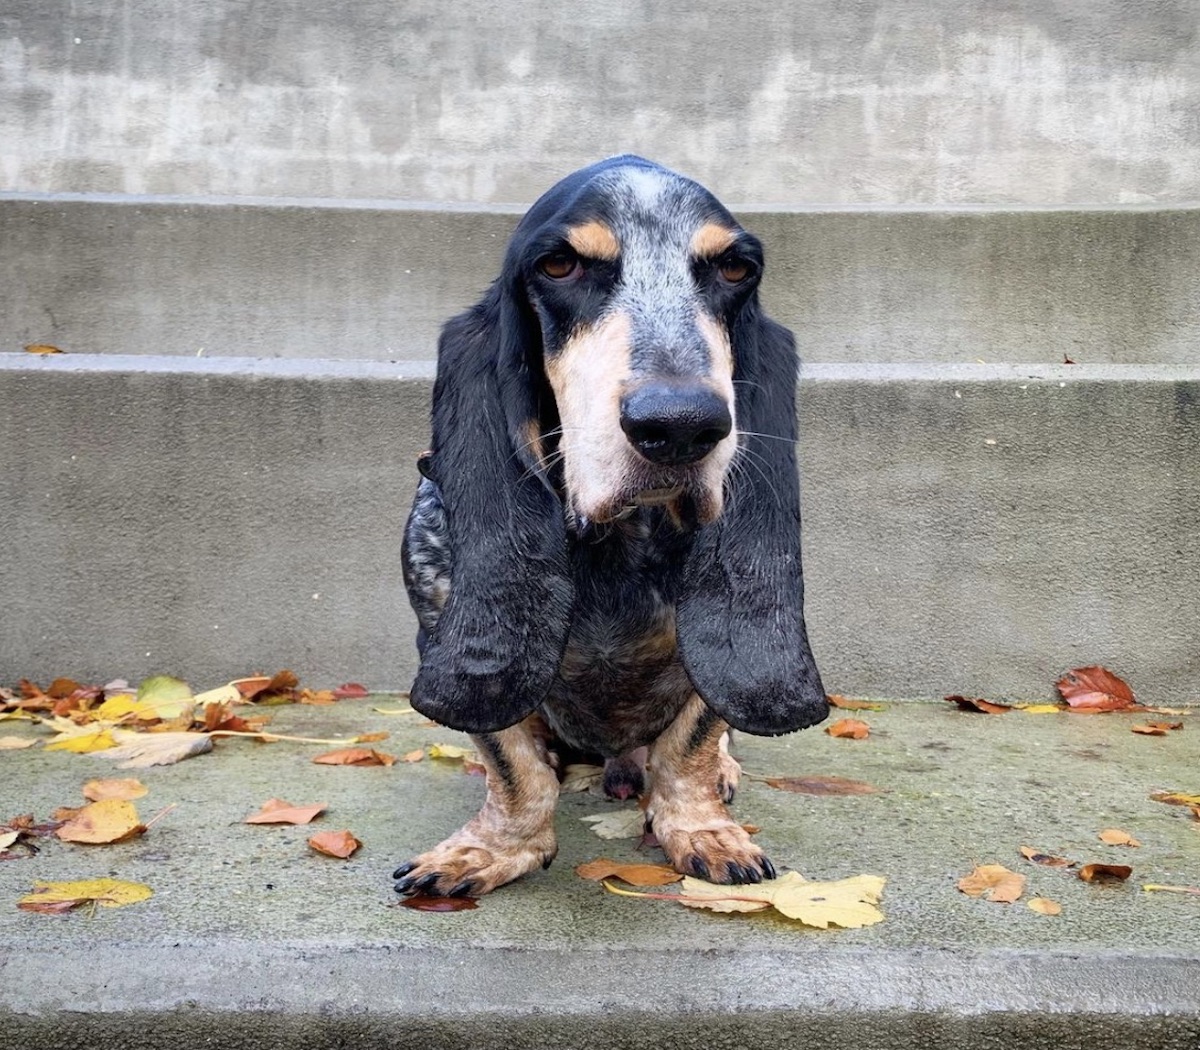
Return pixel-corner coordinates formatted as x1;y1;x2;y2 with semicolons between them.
332;682;369;699
1055;666;1136;711
399;893;478;912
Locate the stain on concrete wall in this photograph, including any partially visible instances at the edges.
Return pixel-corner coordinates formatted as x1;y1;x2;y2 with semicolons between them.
1;0;1198;203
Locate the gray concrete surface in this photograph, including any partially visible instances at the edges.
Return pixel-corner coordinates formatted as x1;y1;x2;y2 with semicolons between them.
2;354;1198;706
0;699;1197;1048
3;1;1199;205
4;194;1199;364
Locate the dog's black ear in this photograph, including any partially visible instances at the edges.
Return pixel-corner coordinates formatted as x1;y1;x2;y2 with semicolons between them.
677;308;828;736
409;287;573;733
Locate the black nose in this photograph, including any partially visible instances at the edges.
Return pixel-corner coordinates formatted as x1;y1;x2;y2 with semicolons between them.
619;383;733;466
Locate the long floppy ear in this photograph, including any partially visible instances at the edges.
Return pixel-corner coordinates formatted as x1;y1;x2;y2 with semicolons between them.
676;307;828;736
409;286;573;733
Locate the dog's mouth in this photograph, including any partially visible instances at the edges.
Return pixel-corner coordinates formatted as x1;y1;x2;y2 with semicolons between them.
569;472;725;534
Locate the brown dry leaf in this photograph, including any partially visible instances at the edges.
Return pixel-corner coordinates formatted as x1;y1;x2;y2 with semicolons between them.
957;864;1026;903
298;689;337;705
575;858;683;886
944;695;1012;714
19;877;152;914
0;735;37;750
581;809;647;840
24;344;64;355
559;763;605;793
55;799;146;844
400;893;479;912
308;829;361;859
1149;791;1200;807
239;670;300;704
1099;828;1141;847
1131;722;1182;735
827;695;886;712
51;806;83;822
244;799;328;825
101;730;214;768
312;747;396;767
82;778;148;802
1078;863;1132;883
1019;846;1077;868
825;718;870;739
354;731;389;744
1055;666;1136;711
333;683;370;699
763;775;881;796
401;749;424;763
1028;897;1062;915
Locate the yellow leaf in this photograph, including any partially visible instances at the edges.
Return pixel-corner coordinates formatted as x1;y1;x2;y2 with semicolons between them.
1028;897;1062;915
45;728;117;753
55;799;145;844
676;880;773;913
24;343;63;355
193;684;242;708
82;777;148;802
19;877;152;913
0;710;36;721
0;830;18;850
427;743;472;760
94;694;155;722
957;864;1026;903
1015;704;1064;714
135;675;193;719
0;735;38;750
678;872;886;927
372;706;416;715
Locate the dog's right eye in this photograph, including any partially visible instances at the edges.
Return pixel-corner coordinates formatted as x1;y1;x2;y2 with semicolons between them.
538;252;583;281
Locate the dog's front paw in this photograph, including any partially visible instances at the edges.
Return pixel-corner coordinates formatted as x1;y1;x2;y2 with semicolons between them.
393;823;557;897
650;812;774;885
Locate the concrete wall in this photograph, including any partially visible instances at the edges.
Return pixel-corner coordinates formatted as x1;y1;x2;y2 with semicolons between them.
4;196;1198;364
3;1;1198;205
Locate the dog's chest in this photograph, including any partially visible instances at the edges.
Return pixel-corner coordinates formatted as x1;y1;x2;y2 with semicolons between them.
539;521;694;755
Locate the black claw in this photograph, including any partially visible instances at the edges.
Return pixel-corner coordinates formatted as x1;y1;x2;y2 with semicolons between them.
726;862;750;884
760;856;777;880
413;872;442;893
689;856;711;880
541;853;556;870
393;876;416;894
721;784;736;804
448;880;475;897
392;862;415;880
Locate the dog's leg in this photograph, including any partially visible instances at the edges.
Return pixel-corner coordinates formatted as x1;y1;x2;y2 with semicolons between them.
393;716;559;897
646;696;773;884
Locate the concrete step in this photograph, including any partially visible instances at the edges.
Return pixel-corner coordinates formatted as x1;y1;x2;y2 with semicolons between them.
1;699;1197;1049
3;353;1197;703
3;193;1198;364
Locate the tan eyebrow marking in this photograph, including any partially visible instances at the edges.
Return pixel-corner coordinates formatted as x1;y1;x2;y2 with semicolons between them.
566;220;620;261
690;222;738;259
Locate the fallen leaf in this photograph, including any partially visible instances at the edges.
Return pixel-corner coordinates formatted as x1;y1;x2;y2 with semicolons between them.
1019;846;1077;868
354;731;390;743
762;775;881;796
1131;722;1182;735
575;858;683;885
100;730;214;768
135;675;194;719
372;706;416;715
24;344;63;355
244;799;328;825
825;718;870;739
93;693;156;722
1099;828;1141;847
427;743;472;761
957;864;1026;903
581;809;646;840
1142;884;1200;896
44;728;117;753
945;695;1012;714
19;877;152;913
1078;863;1132;883
82;778;147;802
1028;897;1062;915
308;829;361;858
559;763;605;793
0;710;36;722
401;749;424;763
333;683;370;699
399;892;478;912
1014;703;1065;714
1149;791;1200;807
193;684;243;708
245;669;301;704
312;747;396;767
1055;666;1136;711
0;831;18;850
827;695;887;712
298;689;337;705
55;799;146;844
0;735;37;750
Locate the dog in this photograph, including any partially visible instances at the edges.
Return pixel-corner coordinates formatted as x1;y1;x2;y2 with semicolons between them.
394;156;827;898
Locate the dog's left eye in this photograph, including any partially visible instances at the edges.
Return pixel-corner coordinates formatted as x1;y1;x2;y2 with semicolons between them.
538;252;583;281
717;257;753;285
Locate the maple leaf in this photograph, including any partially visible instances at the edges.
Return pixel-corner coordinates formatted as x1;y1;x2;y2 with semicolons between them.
1055;666;1136;711
957;864;1026;903
55;799;146;844
244;799;328;825
575;859;683;886
19;877;152;913
825;718;870;739
581;809;646;840
312;747;396;766
308;829;361;858
100;730;214;768
82;778;147;802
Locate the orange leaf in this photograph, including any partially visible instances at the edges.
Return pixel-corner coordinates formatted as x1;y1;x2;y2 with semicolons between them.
1028;897;1062;915
244;799;328;825
944;695;1011;714
55;799;146;844
957;864;1026;903
827;695;886;711
82;778;147;802
298;689;337;705
763;775;881;795
1055;666;1136;711
1019;846;1076;868
1098;829;1141;847
574;858;683;886
354;731;390;744
24;343;63;355
825;718;870;739
401;749;424;763
1078;863;1132;883
312;747;396;767
1131;722;1182;735
308;829;361;859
